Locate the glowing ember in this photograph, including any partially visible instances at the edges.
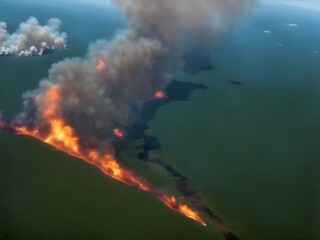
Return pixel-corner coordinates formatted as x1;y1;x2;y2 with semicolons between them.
96;58;106;72
5;84;206;226
113;128;124;138
158;195;207;226
154;90;167;99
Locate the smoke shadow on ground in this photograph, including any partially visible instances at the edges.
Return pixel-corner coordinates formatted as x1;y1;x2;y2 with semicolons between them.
227;80;243;86
182;50;214;75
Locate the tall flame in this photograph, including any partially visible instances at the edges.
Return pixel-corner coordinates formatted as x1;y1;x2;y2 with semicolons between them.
113;128;124;138
96;58;106;72
10;84;206;226
154;90;167;99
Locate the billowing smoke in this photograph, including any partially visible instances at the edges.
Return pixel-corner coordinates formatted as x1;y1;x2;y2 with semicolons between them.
0;17;67;56
13;0;255;153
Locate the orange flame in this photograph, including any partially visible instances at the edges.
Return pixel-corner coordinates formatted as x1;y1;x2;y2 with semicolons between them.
158;195;206;226
113;128;124;138
154;90;167;99
96;58;106;72
11;84;206;226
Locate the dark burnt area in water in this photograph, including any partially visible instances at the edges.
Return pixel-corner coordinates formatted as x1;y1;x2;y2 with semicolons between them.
227;80;243;86
120;80;208;142
182;55;214;75
117;79;239;240
139;133;239;240
181;39;214;75
142;80;208;121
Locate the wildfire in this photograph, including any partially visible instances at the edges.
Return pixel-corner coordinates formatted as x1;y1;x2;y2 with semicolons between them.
113;128;124;138
96;58;106;72
154;90;167;99
6;84;206;226
158;195;207;226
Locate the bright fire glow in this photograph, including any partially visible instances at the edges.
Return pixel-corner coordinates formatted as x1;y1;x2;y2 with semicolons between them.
10;84;206;226
154;90;167;99
158;195;206;226
96;58;106;72
113;128;124;138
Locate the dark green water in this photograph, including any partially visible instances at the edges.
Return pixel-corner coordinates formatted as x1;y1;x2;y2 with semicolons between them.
145;4;320;240
1;1;319;240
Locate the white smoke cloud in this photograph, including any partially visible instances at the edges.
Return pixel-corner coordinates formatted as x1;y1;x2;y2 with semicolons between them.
287;23;300;27
0;17;67;56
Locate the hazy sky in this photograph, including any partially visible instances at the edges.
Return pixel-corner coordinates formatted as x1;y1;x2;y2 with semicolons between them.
83;0;320;11
4;0;320;11
264;0;320;11
4;0;112;6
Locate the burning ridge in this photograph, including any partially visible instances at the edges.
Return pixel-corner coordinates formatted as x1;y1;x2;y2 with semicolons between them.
0;85;205;226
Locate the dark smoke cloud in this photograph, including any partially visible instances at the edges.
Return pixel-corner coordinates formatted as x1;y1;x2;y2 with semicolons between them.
0;17;67;56
13;0;256;153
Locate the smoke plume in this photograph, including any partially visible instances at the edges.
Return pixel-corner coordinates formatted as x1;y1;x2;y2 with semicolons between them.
0;17;67;56
12;0;255;153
